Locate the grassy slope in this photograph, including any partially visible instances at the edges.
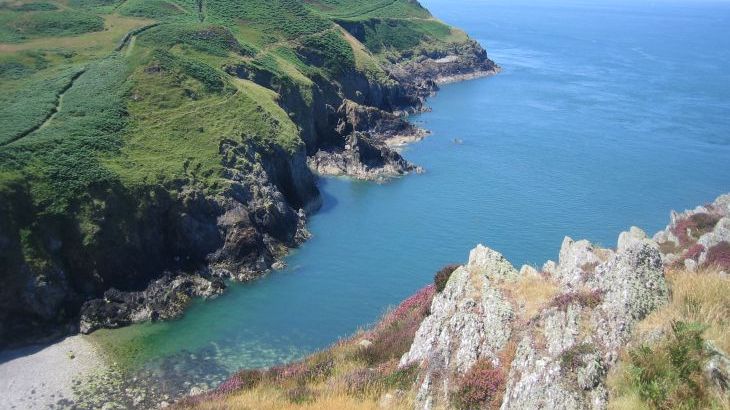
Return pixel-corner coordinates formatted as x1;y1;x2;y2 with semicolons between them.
0;0;473;277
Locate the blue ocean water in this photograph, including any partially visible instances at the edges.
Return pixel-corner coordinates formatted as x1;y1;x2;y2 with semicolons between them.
95;0;730;391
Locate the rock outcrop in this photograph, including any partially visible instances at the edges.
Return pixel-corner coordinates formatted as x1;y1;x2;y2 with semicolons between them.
401;228;668;409
653;194;730;271
79;274;225;334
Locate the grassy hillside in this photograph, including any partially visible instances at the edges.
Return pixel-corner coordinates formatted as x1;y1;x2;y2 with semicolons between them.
0;0;487;346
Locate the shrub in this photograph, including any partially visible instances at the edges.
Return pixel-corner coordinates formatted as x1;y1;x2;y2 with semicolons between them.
379;363;418;390
628;321;711;409
285;384;316;404
451;359;505;409
704;241;730;270
355;285;434;365
682;243;705;262
342;368;377;395
671;213;722;246
550;290;603;311
215;368;263;395
434;264;460;292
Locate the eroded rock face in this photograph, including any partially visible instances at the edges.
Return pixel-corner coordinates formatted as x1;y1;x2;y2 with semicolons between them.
80;273;225;334
402;229;668;410
308;133;422;181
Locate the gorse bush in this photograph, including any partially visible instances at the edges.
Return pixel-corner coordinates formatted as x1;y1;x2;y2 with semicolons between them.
628;321;711;409
452;359;505;410
434;264;460;293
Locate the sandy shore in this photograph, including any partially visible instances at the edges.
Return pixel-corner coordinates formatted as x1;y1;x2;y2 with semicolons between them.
0;335;104;409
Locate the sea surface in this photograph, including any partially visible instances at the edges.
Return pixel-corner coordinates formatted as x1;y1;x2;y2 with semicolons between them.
92;0;730;397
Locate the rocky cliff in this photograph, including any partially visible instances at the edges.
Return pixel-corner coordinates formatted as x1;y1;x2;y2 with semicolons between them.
188;194;730;409
0;0;498;347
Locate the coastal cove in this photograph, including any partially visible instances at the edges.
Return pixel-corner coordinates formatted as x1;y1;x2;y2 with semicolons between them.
4;0;730;406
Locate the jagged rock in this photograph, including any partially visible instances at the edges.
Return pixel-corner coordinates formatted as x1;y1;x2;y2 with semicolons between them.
519;264;540;277
617;226;648;252
404;238;647;410
555;237;606;289
308;133;422;181
400;247;516;408
79;274;225;334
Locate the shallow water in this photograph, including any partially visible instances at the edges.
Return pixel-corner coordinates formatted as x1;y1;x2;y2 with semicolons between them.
92;0;730;397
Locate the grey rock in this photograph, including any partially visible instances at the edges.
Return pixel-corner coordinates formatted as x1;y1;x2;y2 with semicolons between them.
401;246;516;408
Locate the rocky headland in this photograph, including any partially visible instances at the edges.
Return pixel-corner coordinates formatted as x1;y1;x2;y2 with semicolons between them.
186;193;730;409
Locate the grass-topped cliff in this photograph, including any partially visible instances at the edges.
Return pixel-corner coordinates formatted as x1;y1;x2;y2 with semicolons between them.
0;0;496;347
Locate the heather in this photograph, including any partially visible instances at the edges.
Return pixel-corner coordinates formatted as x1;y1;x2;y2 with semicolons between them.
671;212;722;247
179;284;435;409
451;359;505;409
705;242;730;270
434;264;460;292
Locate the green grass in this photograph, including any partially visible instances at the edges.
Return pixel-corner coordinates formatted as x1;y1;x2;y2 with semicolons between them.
0;9;105;43
118;0;190;19
0;0;482;301
305;0;431;20
0;55;131;213
299;30;356;75
341;18;454;54
136;23;255;57
0;65;83;145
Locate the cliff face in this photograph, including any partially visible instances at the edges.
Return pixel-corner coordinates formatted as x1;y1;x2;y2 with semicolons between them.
0;0;498;347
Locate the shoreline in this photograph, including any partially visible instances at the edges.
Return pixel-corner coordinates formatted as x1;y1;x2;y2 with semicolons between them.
0;335;106;409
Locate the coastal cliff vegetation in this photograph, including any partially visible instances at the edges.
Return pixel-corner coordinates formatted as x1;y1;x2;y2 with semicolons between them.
0;0;497;347
181;195;730;410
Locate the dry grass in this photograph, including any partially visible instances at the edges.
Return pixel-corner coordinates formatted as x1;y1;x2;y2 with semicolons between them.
608;267;730;409
192;386;412;410
502;275;559;320
634;267;730;353
182;286;435;410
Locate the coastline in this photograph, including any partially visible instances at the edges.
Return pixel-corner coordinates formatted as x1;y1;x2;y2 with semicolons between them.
0;63;500;409
0;335;106;409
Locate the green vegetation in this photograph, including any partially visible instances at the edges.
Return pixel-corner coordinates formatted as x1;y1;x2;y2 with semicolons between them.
608;267;730;410
0;9;104;42
627;322;711;409
0;0;480;325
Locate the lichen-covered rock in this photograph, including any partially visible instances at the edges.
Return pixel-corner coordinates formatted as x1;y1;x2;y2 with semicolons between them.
401;246;516;408
555;237;606;289
501;231;666;410
402;227;668;410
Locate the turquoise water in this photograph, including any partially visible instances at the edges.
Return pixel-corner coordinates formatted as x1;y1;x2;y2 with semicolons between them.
99;0;730;395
